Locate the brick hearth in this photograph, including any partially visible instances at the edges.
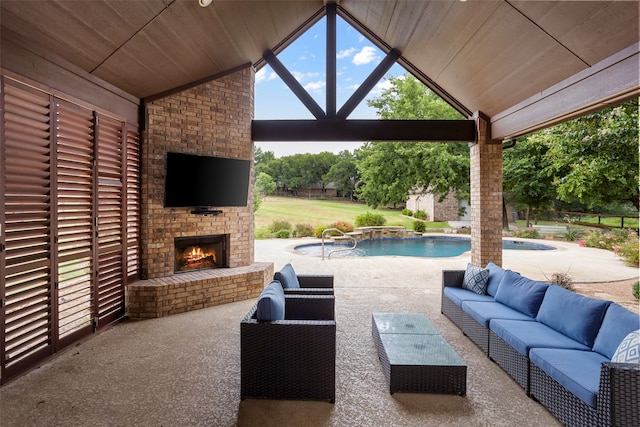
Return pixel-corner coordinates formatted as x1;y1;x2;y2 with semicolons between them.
126;65;271;318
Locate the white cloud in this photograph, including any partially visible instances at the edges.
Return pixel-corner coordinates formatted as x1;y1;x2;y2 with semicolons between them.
369;80;393;96
292;71;320;82
352;46;379;65
337;47;356;59
304;81;326;92
255;68;277;84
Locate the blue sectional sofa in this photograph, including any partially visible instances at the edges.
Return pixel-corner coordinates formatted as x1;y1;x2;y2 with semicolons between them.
442;263;639;427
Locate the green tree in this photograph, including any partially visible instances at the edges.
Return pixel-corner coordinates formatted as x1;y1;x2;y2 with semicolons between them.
545;99;639;210
323;150;358;199
503;135;556;226
255;172;276;200
356;73;469;208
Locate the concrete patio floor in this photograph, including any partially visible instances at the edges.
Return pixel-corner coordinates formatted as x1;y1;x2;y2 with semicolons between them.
0;237;637;426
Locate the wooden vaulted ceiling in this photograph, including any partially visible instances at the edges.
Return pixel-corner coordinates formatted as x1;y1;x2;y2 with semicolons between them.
1;0;638;140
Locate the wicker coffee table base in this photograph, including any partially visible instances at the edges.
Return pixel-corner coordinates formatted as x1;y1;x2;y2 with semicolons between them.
372;313;467;396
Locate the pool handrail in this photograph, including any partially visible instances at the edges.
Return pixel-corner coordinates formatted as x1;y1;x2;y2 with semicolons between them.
321;228;357;259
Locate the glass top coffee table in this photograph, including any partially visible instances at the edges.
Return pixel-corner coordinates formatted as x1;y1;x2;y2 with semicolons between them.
372;312;467;395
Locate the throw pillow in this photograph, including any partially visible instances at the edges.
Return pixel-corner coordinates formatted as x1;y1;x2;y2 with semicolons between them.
462;263;489;295
612;330;640;363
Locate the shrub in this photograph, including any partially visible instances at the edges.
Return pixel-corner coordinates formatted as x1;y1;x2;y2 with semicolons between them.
332;221;354;233
413;210;427;220
268;220;292;233
275;229;290;239
514;227;540;239
633;282;640;300
563;228;580;241
413;221;426;233
254;228;273;239
583;229;639;266
355;212;387;227
314;226;327;238
401;208;413;216
550;272;574;291
294;223;314;237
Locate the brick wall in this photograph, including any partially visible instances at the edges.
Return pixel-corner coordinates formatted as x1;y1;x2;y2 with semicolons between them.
470;113;503;267
141;66;255;279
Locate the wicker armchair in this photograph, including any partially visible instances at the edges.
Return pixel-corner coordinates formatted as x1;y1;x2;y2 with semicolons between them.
274;263;334;295
240;293;336;403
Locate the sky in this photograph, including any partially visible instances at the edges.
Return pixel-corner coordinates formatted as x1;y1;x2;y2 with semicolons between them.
254;15;405;158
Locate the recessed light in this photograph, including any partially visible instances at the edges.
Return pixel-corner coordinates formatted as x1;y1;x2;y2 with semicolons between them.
199;0;213;7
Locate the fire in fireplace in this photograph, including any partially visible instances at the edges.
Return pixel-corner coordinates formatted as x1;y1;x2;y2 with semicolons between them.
174;235;228;273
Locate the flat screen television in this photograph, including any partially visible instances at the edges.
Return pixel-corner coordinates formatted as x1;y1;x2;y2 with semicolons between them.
164;152;250;208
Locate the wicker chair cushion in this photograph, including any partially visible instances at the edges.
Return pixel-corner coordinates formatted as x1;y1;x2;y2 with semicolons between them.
611;330;640;363
443;286;494;308
494;270;549;318
462;263;489;295
536;285;611;348
256;281;285;321
485;262;506;297
274;263;300;289
530;348;608;408
593;303;640;359
491;319;590;357
461;300;533;328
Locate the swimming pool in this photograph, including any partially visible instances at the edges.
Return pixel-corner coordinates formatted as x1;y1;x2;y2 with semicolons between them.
293;236;556;258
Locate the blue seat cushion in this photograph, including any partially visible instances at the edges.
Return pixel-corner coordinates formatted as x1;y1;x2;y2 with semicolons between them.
592;303;640;359
256;281;285;321
536;285;611;348
491;319;590;357
443;286;494;308
485;262;506;297
494;270;549;317
530;348;608;408
274;263;300;289
461;300;534;328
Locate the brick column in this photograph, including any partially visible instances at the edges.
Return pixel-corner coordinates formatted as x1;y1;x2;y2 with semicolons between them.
470;112;502;267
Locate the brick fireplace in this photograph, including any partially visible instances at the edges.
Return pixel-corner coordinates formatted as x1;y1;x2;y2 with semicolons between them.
126;66;273;318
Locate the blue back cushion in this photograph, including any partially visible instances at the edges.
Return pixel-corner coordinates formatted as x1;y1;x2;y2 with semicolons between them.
494;270;549;317
536;285;611;348
274;263;300;289
485;262;506;296
592;303;640;358
256;281;285;321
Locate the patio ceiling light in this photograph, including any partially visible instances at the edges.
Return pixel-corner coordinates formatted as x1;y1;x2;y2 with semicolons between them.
199;0;213;7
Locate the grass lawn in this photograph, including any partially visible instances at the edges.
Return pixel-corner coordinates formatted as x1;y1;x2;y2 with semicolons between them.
254;196;448;236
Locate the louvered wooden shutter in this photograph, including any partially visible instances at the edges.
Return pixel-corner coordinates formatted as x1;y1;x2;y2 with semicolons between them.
1;80;54;379
55;100;95;346
95;116;125;327
125;126;140;281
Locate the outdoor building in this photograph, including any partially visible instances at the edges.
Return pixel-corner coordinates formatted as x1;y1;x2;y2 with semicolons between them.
406;189;471;223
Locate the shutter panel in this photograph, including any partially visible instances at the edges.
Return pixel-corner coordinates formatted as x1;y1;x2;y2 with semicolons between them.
125;126;140;281
95;116;124;326
2;81;53;379
55;101;94;345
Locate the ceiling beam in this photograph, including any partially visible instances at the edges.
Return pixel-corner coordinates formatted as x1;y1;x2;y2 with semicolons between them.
262;49;326;119
252;119;476;142
326;2;337;118
336;48;401;119
492;44;640;141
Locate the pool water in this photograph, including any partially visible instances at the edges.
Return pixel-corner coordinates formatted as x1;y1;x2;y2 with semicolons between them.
294;236;555;258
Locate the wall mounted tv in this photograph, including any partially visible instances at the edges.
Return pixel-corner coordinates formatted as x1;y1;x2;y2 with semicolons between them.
164;152;250;209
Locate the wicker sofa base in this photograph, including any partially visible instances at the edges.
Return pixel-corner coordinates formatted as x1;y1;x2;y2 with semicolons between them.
530;363;599;427
441;296;465;330
461;311;489;355
489;330;530;393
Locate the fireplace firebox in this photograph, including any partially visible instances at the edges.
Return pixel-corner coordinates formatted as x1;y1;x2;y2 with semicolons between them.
174;235;228;273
